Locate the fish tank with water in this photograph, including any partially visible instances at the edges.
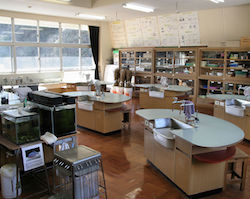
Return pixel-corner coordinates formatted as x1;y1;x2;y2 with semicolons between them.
1;109;40;145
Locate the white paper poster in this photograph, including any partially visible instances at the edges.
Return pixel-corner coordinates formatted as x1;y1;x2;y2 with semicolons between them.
110;21;127;48
140;16;160;46
178;12;200;46
158;14;179;46
21;143;45;171
125;18;143;47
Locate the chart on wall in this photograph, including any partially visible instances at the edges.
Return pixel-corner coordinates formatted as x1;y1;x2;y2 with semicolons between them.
110;11;200;48
125;18;144;47
178;12;200;46
110;21;127;48
158;14;179;46
140;16;160;46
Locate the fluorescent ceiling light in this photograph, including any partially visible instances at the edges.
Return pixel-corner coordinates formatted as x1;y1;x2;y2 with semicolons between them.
77;14;106;20
210;0;224;3
41;0;71;4
122;3;154;13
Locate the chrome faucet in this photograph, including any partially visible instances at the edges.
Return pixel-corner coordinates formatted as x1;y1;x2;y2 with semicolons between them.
172;97;199;127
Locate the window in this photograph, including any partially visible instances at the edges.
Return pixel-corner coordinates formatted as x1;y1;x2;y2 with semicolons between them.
0;17;12;42
14;19;37;43
0;46;12;72
80;25;90;45
62;48;80;70
40;47;60;71
16;46;38;72
39;21;59;43
62;23;79;44
0;17;95;74
81;48;95;70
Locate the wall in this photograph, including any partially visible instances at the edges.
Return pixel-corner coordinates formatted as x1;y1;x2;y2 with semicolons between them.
198;4;250;47
109;4;250;48
0;10;113;82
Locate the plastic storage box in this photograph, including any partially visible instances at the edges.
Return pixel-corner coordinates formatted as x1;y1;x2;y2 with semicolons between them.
1;109;40;145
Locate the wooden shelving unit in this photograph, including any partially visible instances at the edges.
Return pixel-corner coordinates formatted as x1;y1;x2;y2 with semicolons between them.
197;47;250;108
119;47;250;105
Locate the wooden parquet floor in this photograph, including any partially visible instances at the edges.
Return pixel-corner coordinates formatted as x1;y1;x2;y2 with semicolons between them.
76;99;250;199
1;98;249;199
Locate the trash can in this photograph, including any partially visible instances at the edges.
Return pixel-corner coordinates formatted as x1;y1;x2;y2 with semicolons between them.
1;164;21;199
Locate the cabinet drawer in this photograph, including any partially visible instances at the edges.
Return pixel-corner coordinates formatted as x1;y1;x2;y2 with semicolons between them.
175;137;192;157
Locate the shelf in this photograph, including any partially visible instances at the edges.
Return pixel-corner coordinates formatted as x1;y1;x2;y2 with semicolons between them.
135;71;152;75
226;67;250;71
174;73;195;79
175;58;195;60
175;65;194;68
199;75;224;80
201;58;224;61
225;77;250;83
200;66;224;69
135;57;152;60
209;88;223;91
156;57;173;59
227;59;250;62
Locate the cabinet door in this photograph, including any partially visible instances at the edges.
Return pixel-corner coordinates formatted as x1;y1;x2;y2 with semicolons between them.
144;128;154;162
154;141;175;180
245;117;250;140
213;104;225;119
175;148;191;194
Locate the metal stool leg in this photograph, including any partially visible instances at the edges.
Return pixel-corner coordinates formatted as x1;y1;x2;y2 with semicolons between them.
43;165;51;194
100;159;107;199
240;160;248;191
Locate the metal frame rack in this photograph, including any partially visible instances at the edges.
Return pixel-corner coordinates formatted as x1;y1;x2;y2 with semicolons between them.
52;145;107;199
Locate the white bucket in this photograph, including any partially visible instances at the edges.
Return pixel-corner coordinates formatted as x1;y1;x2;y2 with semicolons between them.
117;87;124;95
124;88;133;97
1;164;22;199
111;86;119;94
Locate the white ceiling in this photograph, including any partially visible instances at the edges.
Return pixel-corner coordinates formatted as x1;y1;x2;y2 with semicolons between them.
0;0;250;21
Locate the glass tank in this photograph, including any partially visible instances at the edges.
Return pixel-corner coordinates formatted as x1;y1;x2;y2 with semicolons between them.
36;103;76;137
1;109;40;145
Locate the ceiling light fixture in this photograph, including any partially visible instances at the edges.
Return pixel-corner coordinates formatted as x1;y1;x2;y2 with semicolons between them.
209;0;224;3
42;0;72;4
122;3;154;13
76;14;106;20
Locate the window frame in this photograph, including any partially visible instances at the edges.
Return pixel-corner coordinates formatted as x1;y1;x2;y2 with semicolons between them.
0;17;93;74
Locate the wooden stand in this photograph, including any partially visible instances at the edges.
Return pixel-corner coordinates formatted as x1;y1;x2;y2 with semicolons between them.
213;100;250;140
77;101;123;134
139;90;188;109
144;127;226;196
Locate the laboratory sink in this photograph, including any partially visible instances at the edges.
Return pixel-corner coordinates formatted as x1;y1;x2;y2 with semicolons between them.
154;118;193;130
153;118;193;149
225;99;250;117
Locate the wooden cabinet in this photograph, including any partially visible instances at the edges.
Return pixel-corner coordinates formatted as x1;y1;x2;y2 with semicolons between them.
198;48;250;107
143;127;226;196
144;128;154;162
119;47;198;102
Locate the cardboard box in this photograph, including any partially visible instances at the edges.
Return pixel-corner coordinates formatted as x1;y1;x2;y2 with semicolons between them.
240;37;250;47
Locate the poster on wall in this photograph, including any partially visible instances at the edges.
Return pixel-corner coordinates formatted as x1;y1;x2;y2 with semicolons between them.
125;18;143;47
140;16;160;46
158;14;179;46
178;12;200;46
110;21;127;48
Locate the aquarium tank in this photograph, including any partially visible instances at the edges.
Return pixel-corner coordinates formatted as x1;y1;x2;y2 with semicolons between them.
1;109;40;145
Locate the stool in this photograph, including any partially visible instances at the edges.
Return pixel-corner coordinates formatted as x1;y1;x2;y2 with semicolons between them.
224;147;249;191
121;104;131;128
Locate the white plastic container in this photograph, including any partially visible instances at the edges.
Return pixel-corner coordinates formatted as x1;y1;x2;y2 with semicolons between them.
124;88;133;97
78;101;94;111
117;87;124;95
1;164;22;199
